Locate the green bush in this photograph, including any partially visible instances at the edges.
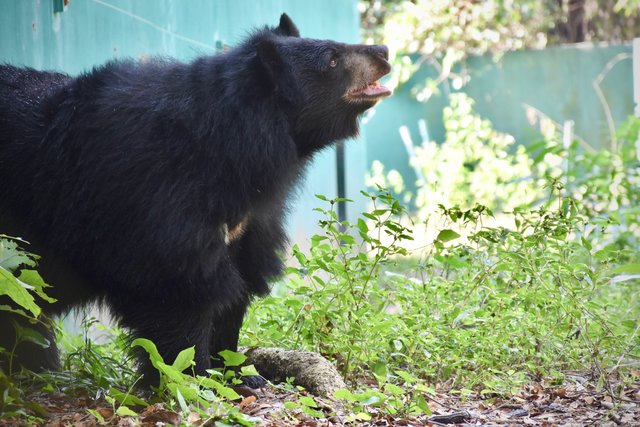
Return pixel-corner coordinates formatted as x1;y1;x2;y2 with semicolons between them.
247;115;640;394
0;236;53;420
369;93;557;218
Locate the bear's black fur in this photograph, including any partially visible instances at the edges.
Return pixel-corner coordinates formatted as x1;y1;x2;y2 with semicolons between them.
0;14;390;384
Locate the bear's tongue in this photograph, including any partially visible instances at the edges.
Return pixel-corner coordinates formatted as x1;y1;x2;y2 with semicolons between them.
357;81;392;98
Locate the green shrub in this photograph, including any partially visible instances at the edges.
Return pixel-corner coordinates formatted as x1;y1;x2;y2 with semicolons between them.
368;93;558;219
247;115;640;393
0;236;53;420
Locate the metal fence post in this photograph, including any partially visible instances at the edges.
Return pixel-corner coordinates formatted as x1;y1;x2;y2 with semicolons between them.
634;38;640;161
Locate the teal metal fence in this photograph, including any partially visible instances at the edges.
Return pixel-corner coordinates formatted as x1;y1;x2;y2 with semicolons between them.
0;0;364;243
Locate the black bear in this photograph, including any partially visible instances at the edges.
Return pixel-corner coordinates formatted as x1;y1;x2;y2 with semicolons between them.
0;14;391;385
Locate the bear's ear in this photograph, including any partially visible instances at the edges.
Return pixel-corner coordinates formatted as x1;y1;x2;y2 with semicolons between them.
257;38;302;107
257;38;284;78
276;13;300;37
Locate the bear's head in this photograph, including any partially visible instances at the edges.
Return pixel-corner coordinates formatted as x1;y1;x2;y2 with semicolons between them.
256;14;392;156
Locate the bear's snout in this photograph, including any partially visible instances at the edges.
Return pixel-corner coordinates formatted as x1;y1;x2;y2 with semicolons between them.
368;45;389;61
356;44;391;77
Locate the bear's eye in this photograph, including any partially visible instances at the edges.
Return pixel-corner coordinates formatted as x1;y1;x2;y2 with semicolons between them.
329;58;338;68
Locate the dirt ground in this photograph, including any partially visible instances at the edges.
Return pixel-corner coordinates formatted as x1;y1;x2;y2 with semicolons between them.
2;374;639;426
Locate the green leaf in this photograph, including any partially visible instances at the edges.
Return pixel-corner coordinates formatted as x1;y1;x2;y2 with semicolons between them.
302;407;325;418
356;392;384;406
333;389;356;401
87;409;105;423
355;412;372;421
108;388;148;407
0;239;35;271
199;376;223;389
0;304;29;317
436;229;461;242
293;248;307;266
315;259;330;271
340;234;356;245
284;401;299;410
211;382;241;400
175;387;189;414
157;361;188;383
312;275;326;286
218;350;246;367
372;361;388;380
0;267;40;317
172;346;195;372
13;322;50;348
384;383;405;396
240;364;259;377
18;269;55;303
299;396;317;408
167;383;199;401
395;370;418;384
132;338;164;368
415;394;432;415
115;406;138;417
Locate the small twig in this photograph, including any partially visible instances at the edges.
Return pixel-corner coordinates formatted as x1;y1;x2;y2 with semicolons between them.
592;53;632;152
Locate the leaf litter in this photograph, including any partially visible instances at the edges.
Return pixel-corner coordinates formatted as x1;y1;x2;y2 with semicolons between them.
2;374;638;426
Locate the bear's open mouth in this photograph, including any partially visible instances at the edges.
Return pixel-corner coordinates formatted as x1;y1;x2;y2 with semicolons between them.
347;80;392;101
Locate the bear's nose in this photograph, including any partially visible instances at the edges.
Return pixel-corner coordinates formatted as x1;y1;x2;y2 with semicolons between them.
370;45;389;61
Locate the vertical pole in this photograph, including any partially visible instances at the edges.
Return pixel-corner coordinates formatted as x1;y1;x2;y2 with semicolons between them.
634;38;640;117
336;142;347;224
634;38;640;161
562;120;574;188
53;0;64;13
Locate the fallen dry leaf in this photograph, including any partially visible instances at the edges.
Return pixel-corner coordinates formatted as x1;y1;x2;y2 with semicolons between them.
240;395;257;409
140;409;181;426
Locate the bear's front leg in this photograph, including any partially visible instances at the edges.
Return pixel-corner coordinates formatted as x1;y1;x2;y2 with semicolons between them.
230;214;287;296
208;296;267;389
116;299;216;387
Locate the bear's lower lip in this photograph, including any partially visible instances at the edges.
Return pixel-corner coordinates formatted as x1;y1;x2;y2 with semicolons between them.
348;81;392;100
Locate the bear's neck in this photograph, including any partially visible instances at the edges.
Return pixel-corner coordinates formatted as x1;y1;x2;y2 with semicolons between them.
293;113;362;158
